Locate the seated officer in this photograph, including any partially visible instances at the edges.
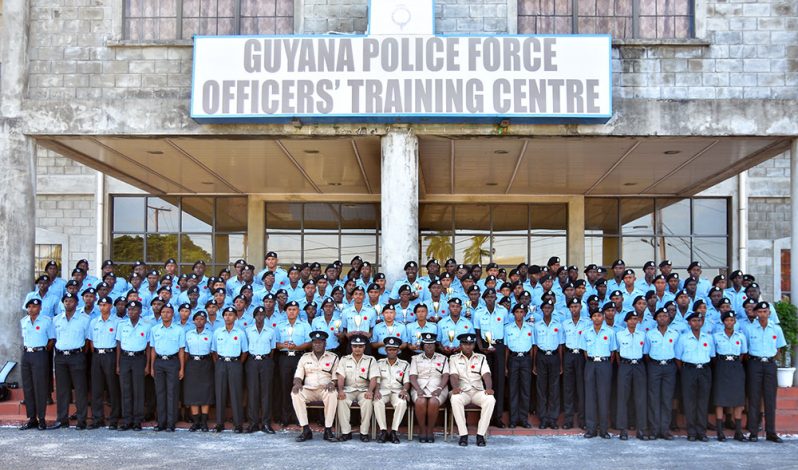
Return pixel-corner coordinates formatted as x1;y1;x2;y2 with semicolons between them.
335;334;379;442
373;336;411;443
449;333;496;447
292;330;339;442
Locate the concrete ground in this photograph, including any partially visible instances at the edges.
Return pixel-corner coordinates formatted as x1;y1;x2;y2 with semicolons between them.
0;427;795;469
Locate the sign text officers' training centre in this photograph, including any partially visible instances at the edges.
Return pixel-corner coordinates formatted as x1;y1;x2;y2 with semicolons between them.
192;35;611;120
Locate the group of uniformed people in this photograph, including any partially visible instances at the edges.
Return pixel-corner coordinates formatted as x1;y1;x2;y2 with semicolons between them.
18;253;787;445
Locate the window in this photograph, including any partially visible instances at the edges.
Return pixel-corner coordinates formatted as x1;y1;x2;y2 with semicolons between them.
35;244;63;278
585;197;730;275
517;0;694;39
265;203;381;267
123;0;294;41
111;195;247;276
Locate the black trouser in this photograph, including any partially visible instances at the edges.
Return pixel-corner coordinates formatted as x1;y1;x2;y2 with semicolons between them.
215;359;244;427
484;342;506;421
747;359;777;435
647;360;676;435
154;357;180;428
617;361;647;432
55;352;88;424
119;354;146;426
144;375;156;419
246;356;275;426
277;352;301;424
91;351;120;425
584;359;612;433
21;349;49;422
535;351;560;424
562;349;585;425
680;364;711;437
508;353;532;425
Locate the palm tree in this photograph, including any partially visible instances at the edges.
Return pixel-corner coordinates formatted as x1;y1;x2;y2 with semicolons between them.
424;232;453;262
463;235;491;265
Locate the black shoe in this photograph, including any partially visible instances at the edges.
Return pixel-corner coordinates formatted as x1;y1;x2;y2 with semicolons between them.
539;421;548;429
390;430;400;444
108;424;117;430
19;420;38;430
492;419;505;429
214;424;225;433
549;421;559;430
717;431;727;442
323;427;336;441
338;432;352;442
118;424;129;431
766;433;784;443
748;434;758;442
619;431;628;440
428;434;435;443
166;427;175;433
562;422;573;429
376;430;387;443
296;426;313;442
600;432;611;439
584;431;596;439
648;433;657;440
47;421;68;430
636;432;649;441
247;424;258;434
509;423;516;429
698;434;709;442
69;413;77;420
88;421;104;430
476;435;486;447
687;435;696;442
458;435;468;446
521;422;532;429
153;425;165;432
660;432;674;441
74;422;86;430
38;421;47;431
360;433;370;442
233;426;243;434
132;424;142;431
734;431;746;442
262;424;276;434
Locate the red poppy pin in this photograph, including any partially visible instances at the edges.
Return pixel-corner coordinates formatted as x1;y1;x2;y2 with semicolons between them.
669;339;673;343
234;336;238;340
578;331;582;335
361;367;366;372
703;343;707;347
773;335;778;340
640;341;644;346
471;365;475;369
325;363;330;367
399;371;404;377
397;333;401;337
141;332;145;337
497;317;501;322
109;328;114;332
603;336;608;340
436;363;441;367
330;327;335;331
35;326;40;330
204;337;208;341
272;323;277;327
464;325;469;329
554;328;558;332
528;332;532;336
363;315;368;320
736;341;740;345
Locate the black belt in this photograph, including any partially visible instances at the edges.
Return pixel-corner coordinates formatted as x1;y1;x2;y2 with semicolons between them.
652;359;674;365
511;351;530;357
538;349;556;356
94;348;115;354
121;349;146;357
55;348;82;355
720;355;740;361
23;346;46;352
620;357;643;365
219;355;239;362
587;356;609;362
749;355;774;363
156;353;177;360
251;354;272;361
190;354;210;361
683;362;709;369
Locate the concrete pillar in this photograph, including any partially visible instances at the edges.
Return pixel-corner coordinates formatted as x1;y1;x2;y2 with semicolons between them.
0;0;35;381
247;197;265;266
567;196;585;268
791;139;798;307
380;128;419;287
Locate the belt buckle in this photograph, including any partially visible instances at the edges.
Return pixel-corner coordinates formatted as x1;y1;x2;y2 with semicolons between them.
193;356;201;361
593;357;601;362
98;349;106;354
760;357;768;363
26;347;34;353
696;363;703;369
224;357;232;362
161;355;169;360
127;351;135;357
630;359;638;365
726;356;734;361
572;349;579;354
545;350;553;356
63;351;71;356
287;351;296;357
516;352;524;357
659;360;667;366
255;355;263;360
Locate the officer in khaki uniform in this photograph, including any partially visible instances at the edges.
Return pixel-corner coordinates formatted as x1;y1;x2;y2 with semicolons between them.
336;334;380;441
292;330;339;442
409;332;449;443
373;336;410;443
449;333;496;447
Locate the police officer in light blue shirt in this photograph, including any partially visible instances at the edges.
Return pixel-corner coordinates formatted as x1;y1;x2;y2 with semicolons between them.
87;296;121;429
533;299;564;430
675;311;715;441
371;305;408;356
644;307;679;440
311;298;343;352
256;251;288;288
246;306;277;433
275;301;311;427
405;303;439;354
51;292;91;429
505;304;535;428
19;298;55;430
615;311;648;439
606;259;626;293
23;275;61;318
148;303;186;432
561;297;589;428
580;304;617;438
635;261;657;294
212;306;249;432
437;298;474;353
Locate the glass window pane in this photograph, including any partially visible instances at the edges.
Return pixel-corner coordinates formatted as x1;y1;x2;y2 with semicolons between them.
622;236;656;267
692;237;728;268
530;236;567;266
341;234;377;264
145;233;178;263
112;234;144;262
657;198;690;235
585;198;618;235
455;235;491;265
492;205;528;234
421;233;454;263
181;197;213;232
217;197;247;232
341;204;378;232
113;197;145;232
531;204;567;233
419;204;453;232
305;203;339;232
265;233;302;264
454;205;490;234
492;236;528;266
692;199;727;236
621;198;655;235
266;203;301;230
147;197;180;233
585;237;605;267
181;234;212;263
657;236;691;268
214;233;246;265
303;234;339;264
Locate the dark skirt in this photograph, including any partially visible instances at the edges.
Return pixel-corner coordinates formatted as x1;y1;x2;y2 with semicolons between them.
712;359;745;407
183;357;214;405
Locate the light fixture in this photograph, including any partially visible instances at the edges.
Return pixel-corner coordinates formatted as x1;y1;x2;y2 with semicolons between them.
328;182;342;186
623;182;637;186
146;150;164;155
486;182;498;186
304;150;320;154
663;150;681;155
493;150;509;155
200;181;214;185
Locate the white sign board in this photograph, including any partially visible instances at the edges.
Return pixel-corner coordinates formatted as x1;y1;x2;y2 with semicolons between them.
191;35;612;123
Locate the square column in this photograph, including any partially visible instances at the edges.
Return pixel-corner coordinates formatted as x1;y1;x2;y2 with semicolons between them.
380;129;419;287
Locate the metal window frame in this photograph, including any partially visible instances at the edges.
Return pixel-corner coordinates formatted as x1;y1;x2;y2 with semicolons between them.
556;0;695;39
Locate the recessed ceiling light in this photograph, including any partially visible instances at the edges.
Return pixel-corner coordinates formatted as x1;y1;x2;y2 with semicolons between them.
486;182;498;186
147;150;164;155
623;182;637;186
663;150;681;155
200;181;214;185
304;150;320;154
493;150;509;154
328;182;342;186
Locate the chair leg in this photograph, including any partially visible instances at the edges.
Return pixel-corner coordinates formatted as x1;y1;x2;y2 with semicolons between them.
408;406;413;440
